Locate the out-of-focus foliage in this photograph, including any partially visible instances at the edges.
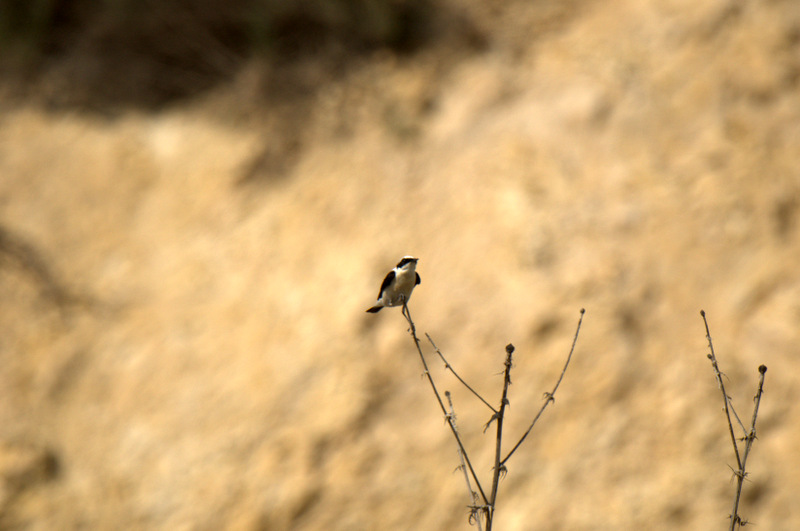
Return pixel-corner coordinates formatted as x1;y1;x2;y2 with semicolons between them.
0;0;438;108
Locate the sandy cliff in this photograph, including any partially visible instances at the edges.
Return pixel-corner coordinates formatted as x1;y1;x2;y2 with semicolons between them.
1;0;799;529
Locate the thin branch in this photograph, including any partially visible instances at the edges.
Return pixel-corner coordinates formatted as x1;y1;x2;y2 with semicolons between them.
501;308;584;466
402;302;489;506
729;365;767;530
446;391;483;531
427;333;498;414
701;310;742;471
728;400;748;436
485;344;514;531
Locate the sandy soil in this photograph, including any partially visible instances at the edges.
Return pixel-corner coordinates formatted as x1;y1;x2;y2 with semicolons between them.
1;0;800;529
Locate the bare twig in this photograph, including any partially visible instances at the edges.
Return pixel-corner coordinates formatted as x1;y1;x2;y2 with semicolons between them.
728;400;748;437
428;333;498;414
729;365;767;530
501;309;584;466
446;391;483;531
701;310;742;470
485;344;514;531
402;302;489;506
701;311;767;531
402;301;582;529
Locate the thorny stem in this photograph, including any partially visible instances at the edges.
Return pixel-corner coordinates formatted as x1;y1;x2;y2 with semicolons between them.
701;311;767;531
501;309;584;466
402;302;489;507
485;344;514;531
729;365;767;531
402;303;583;529
701;311;742;471
446;391;483;531
428;333;498;414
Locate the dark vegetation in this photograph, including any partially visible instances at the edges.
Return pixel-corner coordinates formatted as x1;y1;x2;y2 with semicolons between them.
0;0;458;110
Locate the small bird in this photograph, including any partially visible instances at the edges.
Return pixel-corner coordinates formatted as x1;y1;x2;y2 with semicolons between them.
366;256;421;313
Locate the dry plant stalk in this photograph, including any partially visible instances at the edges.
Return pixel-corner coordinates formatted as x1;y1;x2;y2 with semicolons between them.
446;391;483;531
402;302;584;530
701;310;767;530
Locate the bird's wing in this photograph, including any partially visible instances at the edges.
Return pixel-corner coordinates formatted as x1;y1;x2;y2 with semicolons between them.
377;270;395;299
415;273;421;285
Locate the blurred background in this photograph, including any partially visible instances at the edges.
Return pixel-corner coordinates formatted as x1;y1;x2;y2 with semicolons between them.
1;0;799;529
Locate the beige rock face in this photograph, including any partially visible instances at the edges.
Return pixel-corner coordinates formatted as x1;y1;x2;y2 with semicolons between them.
1;1;800;529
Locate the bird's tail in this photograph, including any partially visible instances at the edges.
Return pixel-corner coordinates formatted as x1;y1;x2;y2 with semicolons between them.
365;305;383;313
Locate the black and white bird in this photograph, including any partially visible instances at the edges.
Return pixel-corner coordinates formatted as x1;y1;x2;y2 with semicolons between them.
366;256;421;313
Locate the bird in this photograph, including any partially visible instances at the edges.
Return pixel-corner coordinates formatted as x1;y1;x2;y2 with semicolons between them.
366;256;421;313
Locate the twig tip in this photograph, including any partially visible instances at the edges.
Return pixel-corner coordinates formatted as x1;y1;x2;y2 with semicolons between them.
758;364;767;374
700;309;706;317
505;343;515;354
580;308;585;314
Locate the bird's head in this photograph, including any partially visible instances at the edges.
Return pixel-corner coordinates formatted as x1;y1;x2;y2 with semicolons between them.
396;256;419;269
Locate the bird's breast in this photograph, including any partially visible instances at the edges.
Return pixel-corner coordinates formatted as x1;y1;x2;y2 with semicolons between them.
392;269;417;295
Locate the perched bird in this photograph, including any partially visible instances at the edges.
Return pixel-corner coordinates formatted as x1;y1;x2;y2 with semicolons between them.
366;256;421;313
